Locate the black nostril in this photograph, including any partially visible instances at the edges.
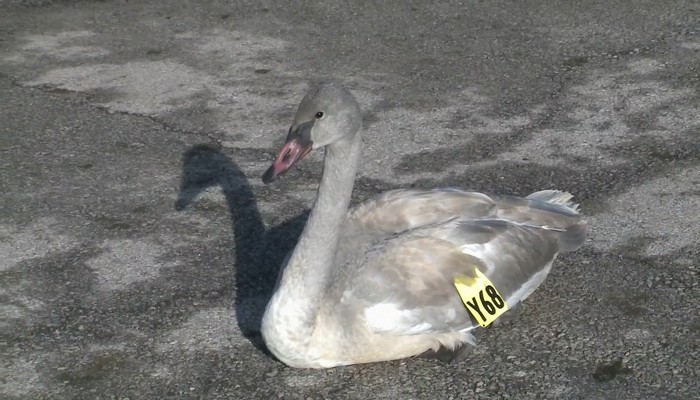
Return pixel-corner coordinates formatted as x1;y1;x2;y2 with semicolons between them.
282;149;292;162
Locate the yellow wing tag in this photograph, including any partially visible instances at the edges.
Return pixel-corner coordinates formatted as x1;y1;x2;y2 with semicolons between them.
454;269;508;327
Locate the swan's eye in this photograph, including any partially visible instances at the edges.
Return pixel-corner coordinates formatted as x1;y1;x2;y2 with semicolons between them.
315;111;324;119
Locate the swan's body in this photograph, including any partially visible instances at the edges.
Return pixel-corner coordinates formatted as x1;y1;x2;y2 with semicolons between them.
260;83;586;368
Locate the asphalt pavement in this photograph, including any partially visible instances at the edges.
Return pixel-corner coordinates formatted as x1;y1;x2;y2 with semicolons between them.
1;1;698;399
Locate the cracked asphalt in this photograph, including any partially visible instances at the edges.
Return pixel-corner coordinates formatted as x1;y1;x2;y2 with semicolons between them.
1;1;698;399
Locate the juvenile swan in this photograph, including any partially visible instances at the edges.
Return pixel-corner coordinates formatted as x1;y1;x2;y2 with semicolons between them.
260;83;586;368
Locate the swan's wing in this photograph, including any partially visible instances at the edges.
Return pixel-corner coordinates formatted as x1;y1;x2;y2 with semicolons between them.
342;218;569;336
346;188;584;249
346;189;496;234
335;189;496;271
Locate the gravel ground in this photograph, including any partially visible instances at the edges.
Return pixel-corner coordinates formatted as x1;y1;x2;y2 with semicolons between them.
1;1;698;399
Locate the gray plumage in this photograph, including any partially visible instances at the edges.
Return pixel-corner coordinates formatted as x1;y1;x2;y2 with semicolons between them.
260;83;587;368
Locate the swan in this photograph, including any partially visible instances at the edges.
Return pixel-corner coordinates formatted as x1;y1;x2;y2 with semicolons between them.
260;83;586;368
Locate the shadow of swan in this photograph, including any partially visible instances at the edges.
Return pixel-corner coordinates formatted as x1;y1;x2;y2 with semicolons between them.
174;143;307;354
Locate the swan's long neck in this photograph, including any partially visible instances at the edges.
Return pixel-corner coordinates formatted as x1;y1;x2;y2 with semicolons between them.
262;132;361;365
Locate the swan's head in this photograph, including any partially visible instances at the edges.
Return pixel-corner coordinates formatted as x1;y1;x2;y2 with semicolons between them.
262;83;362;183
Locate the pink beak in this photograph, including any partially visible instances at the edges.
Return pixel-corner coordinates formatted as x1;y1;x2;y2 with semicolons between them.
262;138;313;183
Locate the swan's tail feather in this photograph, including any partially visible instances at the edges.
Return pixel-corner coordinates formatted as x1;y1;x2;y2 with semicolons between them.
526;190;586;252
526;190;580;212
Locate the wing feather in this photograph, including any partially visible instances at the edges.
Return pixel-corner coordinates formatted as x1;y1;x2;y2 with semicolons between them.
343;219;569;336
334;188;586;337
